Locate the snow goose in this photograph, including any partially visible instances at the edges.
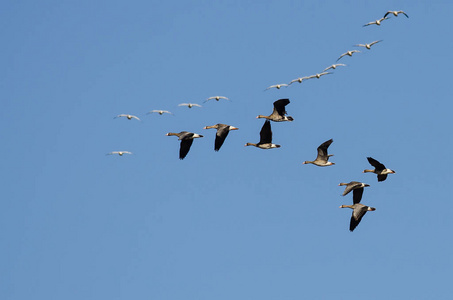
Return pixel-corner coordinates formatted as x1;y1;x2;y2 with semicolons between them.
114;114;140;121
336;50;360;62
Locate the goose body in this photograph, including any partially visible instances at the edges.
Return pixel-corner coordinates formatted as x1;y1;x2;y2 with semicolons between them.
166;131;203;159
114;114;140;121
363;16;390;27
340;203;376;232
303;139;335;166
245;120;280;149
203;124;238;151
363;157;395;182
256;98;294;122
336;50;360;62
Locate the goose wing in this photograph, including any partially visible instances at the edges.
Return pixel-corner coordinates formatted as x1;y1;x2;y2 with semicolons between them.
179;138;194;159
273;98;290;117
342;181;361;196
214;125;230;151
377;174;388;182
350;204;368;232
367;157;386;171
316;139;333;161
352;188;365;204
259;120;273;144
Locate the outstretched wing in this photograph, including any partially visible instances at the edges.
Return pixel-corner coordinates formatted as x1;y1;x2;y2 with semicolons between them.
214;126;230;151
350;205;368;232
273;99;290;117
259;120;273;144
352;188;365;204
179;139;194;159
377;174;388;182
367;157;386;171
317;139;333;161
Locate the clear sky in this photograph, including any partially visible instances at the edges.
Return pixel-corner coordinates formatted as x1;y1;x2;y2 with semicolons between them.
2;1;453;299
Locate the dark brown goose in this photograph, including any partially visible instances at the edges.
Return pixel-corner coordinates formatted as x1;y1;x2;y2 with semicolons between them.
338;181;370;204
245;120;280;149
363;157;395;182
302;139;335;166
256;99;294;122
203;124;238;151
166;131;203;159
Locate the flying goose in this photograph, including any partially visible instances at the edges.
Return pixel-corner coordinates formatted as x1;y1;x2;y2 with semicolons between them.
147;110;173;115
205;96;230;103
166;131;203;159
363;157;395;182
288;76;312;85
265;83;288;91
178;103;202;108
308;72;333;79
384;10;409;18
106;151;132;156
338;181;370;204
114;114;140;121
336;50;360;62
323;64;346;72
363;16;390;27
340;203;376;232
256;98;294;122
245;120;280;149
302;139;335;166
203;124;238;151
355;40;383;50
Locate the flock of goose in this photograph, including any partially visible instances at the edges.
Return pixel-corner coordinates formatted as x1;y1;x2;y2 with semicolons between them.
108;10;407;232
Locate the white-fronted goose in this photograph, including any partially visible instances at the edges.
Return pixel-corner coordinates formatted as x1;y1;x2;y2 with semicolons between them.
340;203;376;232
338;181;370;204
166;131;203;159
336;50;360;62
302;139;335;166
106;151;132;156
384;10;409;18
203;124;238;151
364;157;395;182
205;96;230;103
363;16;390;27
245;120;280;149
323;64;346;72
178;103;202;108
147;110;173;115
265;83;288;91
256;98;294;122
114;114;140;121
355;40;382;50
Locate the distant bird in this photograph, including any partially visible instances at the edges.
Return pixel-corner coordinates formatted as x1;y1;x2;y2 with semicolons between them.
338;181;370;204
339;203;376;232
178;103;202;108
265;83;288;91
308;72;333;79
288;76;312;85
302;139;335;166
363;16;390;27
106;151;132;156
384;10;409;18
323;64;346;72
166;131;203;159
256;98;294;122
205;96;230;103
355;40;383;50
245;120;280;149
203;124;238;151
147;110;173;115
114;114;140;121
336;50;361;62
363;157;395;182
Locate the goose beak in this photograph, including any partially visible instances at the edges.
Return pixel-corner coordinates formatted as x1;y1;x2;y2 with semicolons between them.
203;126;208;129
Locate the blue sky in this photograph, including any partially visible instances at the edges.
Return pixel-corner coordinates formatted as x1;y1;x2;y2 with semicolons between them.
2;1;453;299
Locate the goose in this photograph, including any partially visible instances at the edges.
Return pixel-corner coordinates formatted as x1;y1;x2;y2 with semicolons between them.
205;96;230;103
166;131;203;159
256;98;294;122
363;157;395;182
308;72;333;79
178;103;202;108
338;181;370;204
339;203;376;232
147;110;173;115
323;64;346;72
203;124;238;151
384;10;409;18
245;120;280;149
355;40;382;50
114;114;140;121
336;50;360;62
363;16;390;27
265;83;288;91
288;76;312;85
106;151;132;156
302;139;335;166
